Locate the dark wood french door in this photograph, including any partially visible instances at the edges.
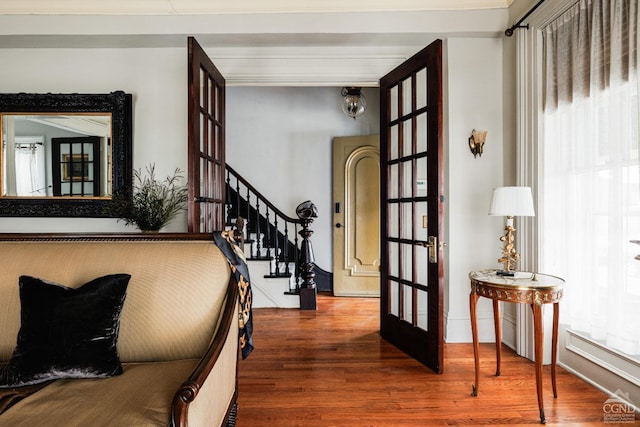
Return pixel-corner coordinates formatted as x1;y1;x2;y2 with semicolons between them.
187;36;226;232
379;40;444;373
52;136;101;197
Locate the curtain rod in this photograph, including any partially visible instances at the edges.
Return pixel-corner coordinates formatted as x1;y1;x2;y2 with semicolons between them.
505;0;547;37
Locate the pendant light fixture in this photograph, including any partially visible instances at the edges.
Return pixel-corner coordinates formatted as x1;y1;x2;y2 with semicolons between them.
341;87;366;119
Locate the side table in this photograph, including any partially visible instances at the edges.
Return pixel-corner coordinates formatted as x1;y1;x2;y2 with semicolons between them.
469;269;564;424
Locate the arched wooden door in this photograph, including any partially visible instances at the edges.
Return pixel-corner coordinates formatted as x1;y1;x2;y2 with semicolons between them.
332;134;381;297
187;36;226;232
379;40;444;373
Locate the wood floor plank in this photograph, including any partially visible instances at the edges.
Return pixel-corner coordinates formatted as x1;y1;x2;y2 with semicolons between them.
237;295;631;426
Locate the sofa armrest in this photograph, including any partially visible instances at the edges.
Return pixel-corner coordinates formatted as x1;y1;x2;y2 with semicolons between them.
170;274;240;427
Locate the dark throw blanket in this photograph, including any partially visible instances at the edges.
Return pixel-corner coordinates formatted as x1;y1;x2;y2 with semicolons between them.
213;230;254;360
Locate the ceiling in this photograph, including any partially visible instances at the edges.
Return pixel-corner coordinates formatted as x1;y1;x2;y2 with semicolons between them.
0;0;516;15
0;0;519;86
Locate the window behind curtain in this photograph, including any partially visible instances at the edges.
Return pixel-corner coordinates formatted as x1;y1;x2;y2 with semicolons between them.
5;136;48;197
541;0;640;359
14;141;46;196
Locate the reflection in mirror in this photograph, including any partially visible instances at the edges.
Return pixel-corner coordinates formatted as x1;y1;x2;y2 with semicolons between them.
0;91;132;218
2;114;111;198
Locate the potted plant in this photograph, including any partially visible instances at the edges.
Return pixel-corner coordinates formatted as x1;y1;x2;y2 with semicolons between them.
119;164;188;232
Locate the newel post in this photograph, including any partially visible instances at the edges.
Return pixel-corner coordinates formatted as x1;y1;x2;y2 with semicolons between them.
296;201;317;310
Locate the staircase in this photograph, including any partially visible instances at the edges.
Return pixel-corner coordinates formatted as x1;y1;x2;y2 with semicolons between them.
242;251;299;308
225;164;318;309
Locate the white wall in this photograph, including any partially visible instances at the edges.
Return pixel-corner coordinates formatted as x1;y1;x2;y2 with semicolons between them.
0;48;380;267
226;86;379;272
0;47;189;232
443;37;505;343
0;39;507;346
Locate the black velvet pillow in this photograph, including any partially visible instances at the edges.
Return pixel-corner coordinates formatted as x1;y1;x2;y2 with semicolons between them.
0;274;130;388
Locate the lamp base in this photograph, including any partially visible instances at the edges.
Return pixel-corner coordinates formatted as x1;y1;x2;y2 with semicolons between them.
496;270;516;277
497;219;520;274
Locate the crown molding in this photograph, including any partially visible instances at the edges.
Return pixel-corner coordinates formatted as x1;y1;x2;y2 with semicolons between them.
205;46;425;86
0;0;515;15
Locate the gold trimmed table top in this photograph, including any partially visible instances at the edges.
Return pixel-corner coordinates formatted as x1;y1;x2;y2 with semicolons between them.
469;269;564;304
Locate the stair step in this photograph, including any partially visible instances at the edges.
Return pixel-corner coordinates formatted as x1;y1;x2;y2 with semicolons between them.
247;261;299;308
264;273;292;279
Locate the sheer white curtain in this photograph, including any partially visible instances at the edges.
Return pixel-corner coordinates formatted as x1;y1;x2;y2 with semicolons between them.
541;0;640;358
14;143;46;196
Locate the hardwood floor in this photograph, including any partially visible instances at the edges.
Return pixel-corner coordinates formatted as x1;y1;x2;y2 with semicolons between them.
236;295;621;426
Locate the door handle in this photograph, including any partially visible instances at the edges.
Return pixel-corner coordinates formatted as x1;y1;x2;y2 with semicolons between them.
425;236;437;263
335;223;343;228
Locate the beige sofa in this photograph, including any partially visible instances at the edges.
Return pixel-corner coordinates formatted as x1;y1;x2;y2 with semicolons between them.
0;233;243;427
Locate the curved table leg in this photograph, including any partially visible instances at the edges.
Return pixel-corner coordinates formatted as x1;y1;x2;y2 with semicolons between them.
531;302;546;424
552;302;559;398
470;291;480;396
493;299;502;376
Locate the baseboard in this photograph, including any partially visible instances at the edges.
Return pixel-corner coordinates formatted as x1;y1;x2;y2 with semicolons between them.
502;310;517;351
558;361;640;415
445;311;496;343
314;266;333;292
565;330;640;387
559;327;640;413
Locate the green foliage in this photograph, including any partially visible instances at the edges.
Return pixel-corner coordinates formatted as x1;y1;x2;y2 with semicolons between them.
120;164;188;231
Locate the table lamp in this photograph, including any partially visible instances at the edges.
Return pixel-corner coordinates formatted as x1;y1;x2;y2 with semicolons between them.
488;186;535;275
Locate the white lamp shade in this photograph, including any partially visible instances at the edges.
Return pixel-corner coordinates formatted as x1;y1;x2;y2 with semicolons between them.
488;186;535;217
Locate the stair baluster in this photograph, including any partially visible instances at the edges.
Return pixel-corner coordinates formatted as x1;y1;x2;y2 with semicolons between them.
293;224;300;292
265;207;271;262
273;216;280;276
283;222;289;276
225;171;231;223
235;176;241;224
245;188;251;245
255;198;262;258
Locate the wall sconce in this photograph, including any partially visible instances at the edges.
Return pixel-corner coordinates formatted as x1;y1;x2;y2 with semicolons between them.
468;129;487;158
488;186;535;275
341;87;366;119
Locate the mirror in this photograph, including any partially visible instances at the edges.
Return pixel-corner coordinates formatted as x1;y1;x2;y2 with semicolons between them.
3;114;111;197
0;91;132;217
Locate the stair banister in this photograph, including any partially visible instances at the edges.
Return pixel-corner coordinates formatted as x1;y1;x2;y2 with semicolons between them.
226;165;319;307
226;165;299;224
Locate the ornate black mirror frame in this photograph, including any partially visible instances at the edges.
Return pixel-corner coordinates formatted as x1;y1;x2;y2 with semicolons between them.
0;91;132;217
